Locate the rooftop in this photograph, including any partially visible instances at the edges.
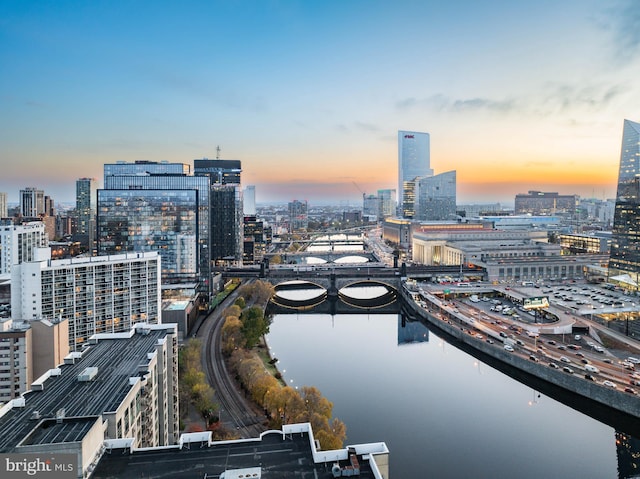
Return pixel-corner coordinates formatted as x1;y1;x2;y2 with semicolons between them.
92;424;389;479
0;324;176;453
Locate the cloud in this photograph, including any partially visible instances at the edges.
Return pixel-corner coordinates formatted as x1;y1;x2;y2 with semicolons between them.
396;94;515;114
538;83;628;115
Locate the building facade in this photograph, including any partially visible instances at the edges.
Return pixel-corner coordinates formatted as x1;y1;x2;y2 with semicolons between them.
398;131;432;217
75;177;97;251
0;323;179;477
377;189;396;219
0;220;48;277
609;119;640;288
514;190;579;215
11;248;161;351
0;192;7;219
194;159;244;265
19;187;45;218
414;170;457;221
288;200;308;232
100;161;212;295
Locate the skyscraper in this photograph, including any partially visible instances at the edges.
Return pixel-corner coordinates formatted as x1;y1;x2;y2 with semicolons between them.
76;177;97;251
194;158;243;265
99;161;210;293
609;119;640;287
398;131;432;218
0;192;7;219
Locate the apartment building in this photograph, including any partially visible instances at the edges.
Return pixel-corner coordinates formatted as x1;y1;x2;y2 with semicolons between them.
11;248;161;351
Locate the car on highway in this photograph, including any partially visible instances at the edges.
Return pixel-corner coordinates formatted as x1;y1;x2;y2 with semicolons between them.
624;387;637;395
585;374;596;381
529;355;539;362
603;380;617;389
560;356;571;363
549;362;559;369
585;364;600;373
563;366;574;374
504;344;514;352
628;357;640;364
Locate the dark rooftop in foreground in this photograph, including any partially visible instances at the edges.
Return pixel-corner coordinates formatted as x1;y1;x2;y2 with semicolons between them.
92;424;389;479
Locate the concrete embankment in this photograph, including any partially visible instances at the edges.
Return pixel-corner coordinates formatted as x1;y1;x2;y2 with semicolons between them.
400;284;640;431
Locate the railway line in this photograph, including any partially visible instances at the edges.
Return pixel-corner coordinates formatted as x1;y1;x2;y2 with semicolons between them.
198;283;266;438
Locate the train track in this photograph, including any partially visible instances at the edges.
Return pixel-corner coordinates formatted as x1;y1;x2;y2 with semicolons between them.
199;286;266;438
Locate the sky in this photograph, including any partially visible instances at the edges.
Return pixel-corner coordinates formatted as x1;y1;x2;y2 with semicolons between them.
1;0;639;206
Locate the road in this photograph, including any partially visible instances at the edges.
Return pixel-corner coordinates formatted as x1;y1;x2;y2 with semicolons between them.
416;284;640;394
195;283;267;438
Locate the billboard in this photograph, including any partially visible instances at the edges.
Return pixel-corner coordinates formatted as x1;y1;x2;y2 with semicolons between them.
523;296;549;310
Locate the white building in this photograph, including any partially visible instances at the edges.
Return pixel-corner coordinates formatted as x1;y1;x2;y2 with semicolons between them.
0;220;48;278
243;185;256;216
11;248;161;351
0;192;7;219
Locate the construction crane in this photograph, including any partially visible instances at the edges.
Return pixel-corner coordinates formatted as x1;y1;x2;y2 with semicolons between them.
352;181;365;200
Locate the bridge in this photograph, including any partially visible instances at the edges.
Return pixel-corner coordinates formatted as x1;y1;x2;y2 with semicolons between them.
265;251;379;263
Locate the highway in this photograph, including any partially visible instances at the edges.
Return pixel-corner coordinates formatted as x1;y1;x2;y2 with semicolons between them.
414;283;640;394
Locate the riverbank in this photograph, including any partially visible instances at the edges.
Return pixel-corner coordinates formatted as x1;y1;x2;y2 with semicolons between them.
401;282;640;429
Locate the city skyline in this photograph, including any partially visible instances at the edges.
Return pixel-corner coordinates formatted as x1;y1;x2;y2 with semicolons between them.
1;1;639;204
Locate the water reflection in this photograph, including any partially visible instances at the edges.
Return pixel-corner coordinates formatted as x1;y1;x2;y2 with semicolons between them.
266;313;640;478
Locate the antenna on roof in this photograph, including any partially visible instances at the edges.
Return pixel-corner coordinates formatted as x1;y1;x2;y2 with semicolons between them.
216;145;221;160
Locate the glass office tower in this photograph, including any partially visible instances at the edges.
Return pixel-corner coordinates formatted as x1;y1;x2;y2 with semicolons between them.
609;119;640;287
398;131;432;218
415;170;457;221
100;162;212;297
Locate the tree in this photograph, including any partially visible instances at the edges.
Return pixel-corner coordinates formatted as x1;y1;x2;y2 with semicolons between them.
234;296;246;309
240;306;269;348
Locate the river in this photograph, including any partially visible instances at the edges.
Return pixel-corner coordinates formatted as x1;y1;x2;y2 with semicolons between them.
266;310;640;478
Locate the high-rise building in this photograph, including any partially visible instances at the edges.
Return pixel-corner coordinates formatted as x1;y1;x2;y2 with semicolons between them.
100;161;212;296
75;177;97;251
288;200;308;232
19;187;45;217
194;158;242;184
398;131;432;217
244;185;256;216
0;220;48;276
0;192;7;219
609;119;640;287
194;158;243;265
11;247;161;351
363;194;379;220
414;171;457;221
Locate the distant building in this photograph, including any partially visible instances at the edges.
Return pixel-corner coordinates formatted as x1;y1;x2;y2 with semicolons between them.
514;190;579;215
19;187;45;217
11;248;161;351
0;323;179;477
75;178;97;251
363;194;379;220
288;200;308;232
244;185;256;216
0;192;6;219
609;119;640;288
243;215;266;265
377;189;396;219
414;171;456;221
398;131;432;217
457;203;506;217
